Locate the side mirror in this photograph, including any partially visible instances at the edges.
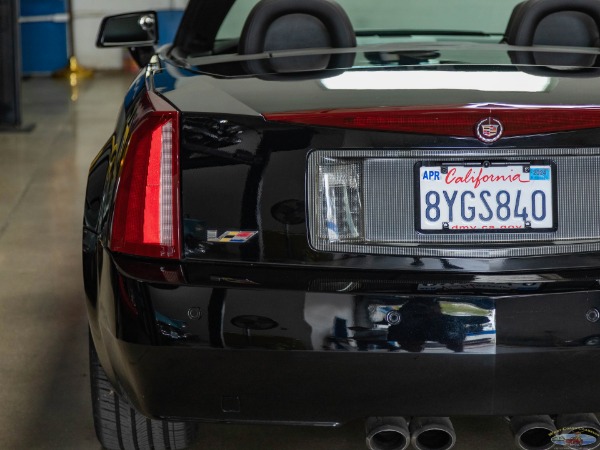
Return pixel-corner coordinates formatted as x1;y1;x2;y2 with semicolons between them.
96;11;158;48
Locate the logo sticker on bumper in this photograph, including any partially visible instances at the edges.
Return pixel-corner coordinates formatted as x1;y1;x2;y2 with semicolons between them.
208;231;258;243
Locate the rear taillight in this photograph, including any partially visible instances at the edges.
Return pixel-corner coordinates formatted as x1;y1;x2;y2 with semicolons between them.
109;92;181;259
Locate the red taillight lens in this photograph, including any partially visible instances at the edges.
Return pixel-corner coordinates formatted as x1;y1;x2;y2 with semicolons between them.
110;93;181;259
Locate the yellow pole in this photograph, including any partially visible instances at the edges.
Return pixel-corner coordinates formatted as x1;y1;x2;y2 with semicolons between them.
53;0;93;85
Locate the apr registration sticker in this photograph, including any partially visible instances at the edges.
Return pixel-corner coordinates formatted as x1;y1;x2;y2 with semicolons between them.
416;161;556;232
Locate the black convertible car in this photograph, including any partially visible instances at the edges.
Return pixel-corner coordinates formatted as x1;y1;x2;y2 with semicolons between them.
84;0;600;449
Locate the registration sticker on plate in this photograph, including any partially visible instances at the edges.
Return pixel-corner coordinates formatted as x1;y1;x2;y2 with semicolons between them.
416;162;555;232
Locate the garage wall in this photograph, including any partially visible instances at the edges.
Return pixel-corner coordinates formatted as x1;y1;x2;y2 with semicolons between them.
72;0;187;69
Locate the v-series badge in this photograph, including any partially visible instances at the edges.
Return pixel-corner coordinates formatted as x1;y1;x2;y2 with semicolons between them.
207;231;258;243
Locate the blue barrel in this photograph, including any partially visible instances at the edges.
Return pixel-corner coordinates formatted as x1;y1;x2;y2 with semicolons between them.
21;0;65;16
20;0;68;74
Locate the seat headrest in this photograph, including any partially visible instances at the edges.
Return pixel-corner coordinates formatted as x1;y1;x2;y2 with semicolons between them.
239;0;356;77
505;0;600;69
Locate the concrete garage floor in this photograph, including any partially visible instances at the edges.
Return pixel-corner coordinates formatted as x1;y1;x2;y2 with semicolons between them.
0;74;518;450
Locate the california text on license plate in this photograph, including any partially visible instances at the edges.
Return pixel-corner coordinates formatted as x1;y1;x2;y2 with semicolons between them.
416;162;556;232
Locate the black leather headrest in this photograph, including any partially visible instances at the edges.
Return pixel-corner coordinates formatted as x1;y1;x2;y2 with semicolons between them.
239;0;356;76
505;0;600;69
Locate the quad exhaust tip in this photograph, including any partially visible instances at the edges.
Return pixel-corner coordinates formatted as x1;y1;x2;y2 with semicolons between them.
555;413;600;450
510;415;557;450
510;414;600;450
365;416;456;450
366;413;600;450
365;417;410;450
410;417;456;450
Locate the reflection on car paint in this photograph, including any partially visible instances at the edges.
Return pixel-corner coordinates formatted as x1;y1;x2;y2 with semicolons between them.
147;285;499;353
417;282;542;292
155;311;190;340
322;297;495;354
141;284;600;355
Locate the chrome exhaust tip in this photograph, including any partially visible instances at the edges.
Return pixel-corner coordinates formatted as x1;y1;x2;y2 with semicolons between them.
510;415;556;450
410;417;456;450
555;413;600;450
365;417;410;450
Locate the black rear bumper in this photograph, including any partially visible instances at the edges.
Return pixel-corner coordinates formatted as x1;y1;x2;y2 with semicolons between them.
114;342;600;424
87;252;600;424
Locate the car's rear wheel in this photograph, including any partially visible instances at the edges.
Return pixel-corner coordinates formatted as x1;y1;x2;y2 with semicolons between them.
89;335;198;450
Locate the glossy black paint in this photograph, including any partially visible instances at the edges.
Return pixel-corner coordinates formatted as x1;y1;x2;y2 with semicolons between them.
97;251;600;423
169;99;600;269
83;36;600;424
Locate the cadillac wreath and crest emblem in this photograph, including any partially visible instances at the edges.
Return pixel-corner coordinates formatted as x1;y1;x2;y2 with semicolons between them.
476;117;504;143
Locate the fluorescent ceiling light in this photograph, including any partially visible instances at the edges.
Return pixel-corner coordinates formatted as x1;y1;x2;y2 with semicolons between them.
321;71;552;92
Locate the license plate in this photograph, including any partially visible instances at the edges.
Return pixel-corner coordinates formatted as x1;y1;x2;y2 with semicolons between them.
416;162;556;232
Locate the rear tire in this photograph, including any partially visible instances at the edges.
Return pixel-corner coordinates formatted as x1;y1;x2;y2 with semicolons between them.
89;335;198;450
